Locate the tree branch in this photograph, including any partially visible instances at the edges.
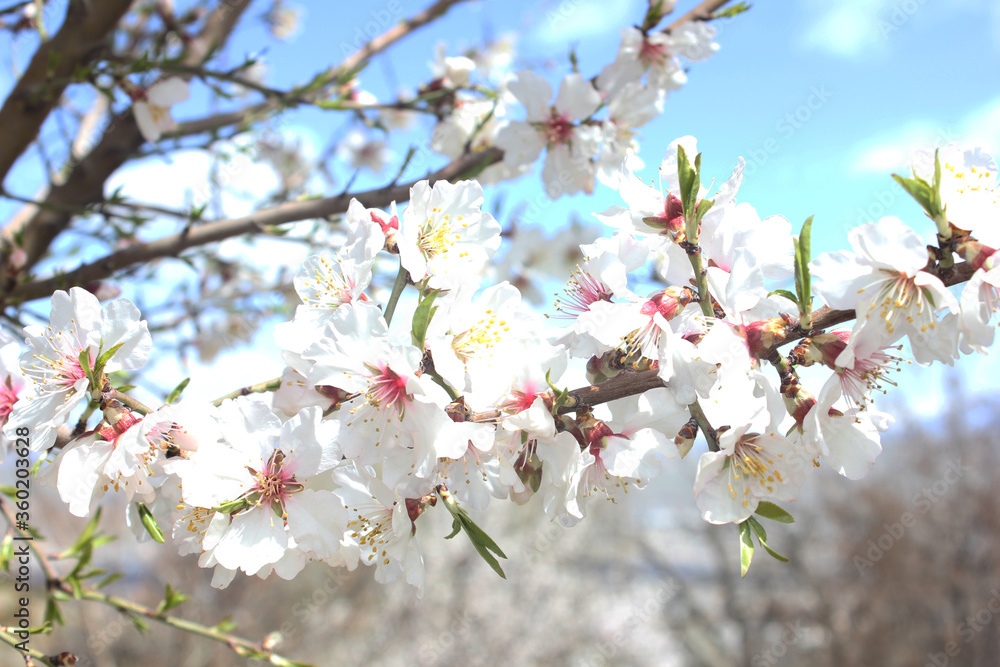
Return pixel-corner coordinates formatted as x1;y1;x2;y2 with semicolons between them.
3;148;503;304
0;0;134;187
0;0;255;290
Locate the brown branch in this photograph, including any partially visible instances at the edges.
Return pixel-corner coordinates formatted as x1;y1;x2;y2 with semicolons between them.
470;259;980;420
4;148;503;304
0;0;471;295
336;0;474;79
0;1;254;282
0;0;134;187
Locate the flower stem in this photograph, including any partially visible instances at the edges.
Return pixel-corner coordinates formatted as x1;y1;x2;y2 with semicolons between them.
384;264;409;326
688;399;719;452
211;377;283;407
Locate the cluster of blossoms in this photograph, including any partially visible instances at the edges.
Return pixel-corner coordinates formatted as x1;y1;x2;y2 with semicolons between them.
3;1;997;592
3;136;997;590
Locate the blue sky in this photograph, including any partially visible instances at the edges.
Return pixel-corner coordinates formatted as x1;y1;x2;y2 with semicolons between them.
245;0;1000;254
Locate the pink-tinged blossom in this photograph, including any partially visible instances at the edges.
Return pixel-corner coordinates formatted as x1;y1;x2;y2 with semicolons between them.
0;332;27;459
300;302;468;477
166;401;346;582
11;288;151;453
799;376;890;481
333;462;428;593
958;265;1000;354
811;217;960;367
495;71;602;198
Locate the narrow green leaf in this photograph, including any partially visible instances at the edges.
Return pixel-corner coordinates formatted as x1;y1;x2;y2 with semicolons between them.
94;342;126;375
768;289;799;303
96;572;124;589
157;583;190;614
891;173;936;217
79;348;93;385
676;145;700;231
758;540;791;563
798;215;813;308
67;507;103;556
165;378;191;405
738;521;754;578
44;598;63;626
411;290;440;349
755;501;795;523
444;517;461;540
136;502;166;543
132;616;150;632
713;2;751;19
746;516;768;543
213;615;238;633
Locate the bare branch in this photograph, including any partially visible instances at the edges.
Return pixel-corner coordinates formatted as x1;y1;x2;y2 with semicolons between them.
4;148;503;304
0;0;133;185
0;0;255;289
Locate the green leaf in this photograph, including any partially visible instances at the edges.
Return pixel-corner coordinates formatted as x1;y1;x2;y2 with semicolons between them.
436;487;507;578
132;616;151;632
67;507;103;556
411;290;440;349
738;521;754;578
94;342;126;376
78;347;94;385
45;598;63;626
164;378;191;405
755;501;795;523
768;288;799;303
891;173;938;218
135;502;166;543
713;2;751;19
747;516;791;563
157;583;190;614
444;517;461;540
213;615;239;633
96;572;124;589
676;145;701;235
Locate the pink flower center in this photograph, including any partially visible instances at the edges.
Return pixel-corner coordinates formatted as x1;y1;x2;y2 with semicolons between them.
248;449;303;517
554;267;613;319
0;379;22;425
366;364;410;415
640;38;670;67
544;113;575;145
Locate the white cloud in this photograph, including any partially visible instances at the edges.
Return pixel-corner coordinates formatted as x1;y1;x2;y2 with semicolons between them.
796;0;895;59
848;96;1000;175
526;0;637;47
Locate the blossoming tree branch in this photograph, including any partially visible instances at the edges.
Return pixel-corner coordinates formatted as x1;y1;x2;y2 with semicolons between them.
0;0;997;665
